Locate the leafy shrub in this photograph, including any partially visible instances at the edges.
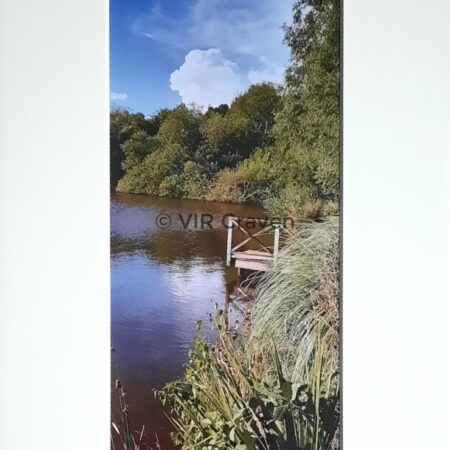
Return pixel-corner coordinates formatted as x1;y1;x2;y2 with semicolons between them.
157;317;339;450
117;143;185;195
233;149;277;201
206;149;277;204
183;161;207;199
159;174;184;198
263;182;312;219
116;163;155;194
206;168;247;203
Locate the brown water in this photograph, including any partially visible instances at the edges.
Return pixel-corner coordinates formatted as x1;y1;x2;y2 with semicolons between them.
111;192;264;449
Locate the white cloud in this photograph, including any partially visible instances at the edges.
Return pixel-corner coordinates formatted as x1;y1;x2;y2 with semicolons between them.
110;92;128;102
136;0;291;104
170;49;247;108
248;62;286;85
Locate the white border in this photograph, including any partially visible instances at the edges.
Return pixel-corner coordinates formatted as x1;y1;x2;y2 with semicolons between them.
343;1;450;448
1;0;450;449
0;1;109;449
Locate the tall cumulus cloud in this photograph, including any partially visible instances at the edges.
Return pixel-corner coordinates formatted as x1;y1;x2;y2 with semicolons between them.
136;0;291;107
169;49;247;108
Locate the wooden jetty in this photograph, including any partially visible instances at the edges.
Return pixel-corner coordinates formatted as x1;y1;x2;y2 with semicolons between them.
226;217;283;272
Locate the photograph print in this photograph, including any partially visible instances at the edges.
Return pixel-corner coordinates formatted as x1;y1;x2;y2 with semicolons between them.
110;1;340;449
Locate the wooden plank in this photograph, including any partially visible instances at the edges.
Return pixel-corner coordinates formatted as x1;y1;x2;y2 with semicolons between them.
232;252;273;261
233;250;273;258
240;250;272;256
226;218;233;265
235;259;271;272
273;226;280;267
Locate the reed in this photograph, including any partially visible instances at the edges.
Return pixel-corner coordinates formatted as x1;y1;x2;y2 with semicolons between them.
111;379;157;450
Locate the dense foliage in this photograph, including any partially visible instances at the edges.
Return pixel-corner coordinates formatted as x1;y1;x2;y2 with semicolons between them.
110;0;340;217
112;84;281;201
274;0;340;204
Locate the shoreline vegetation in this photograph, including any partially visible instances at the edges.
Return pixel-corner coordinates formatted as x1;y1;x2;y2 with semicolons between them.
157;219;340;450
111;0;340;449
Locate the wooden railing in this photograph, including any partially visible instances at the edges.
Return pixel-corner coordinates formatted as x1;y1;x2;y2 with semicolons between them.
226;217;285;269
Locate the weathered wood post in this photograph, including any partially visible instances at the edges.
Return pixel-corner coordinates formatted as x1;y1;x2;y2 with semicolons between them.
273;225;280;267
226;217;233;266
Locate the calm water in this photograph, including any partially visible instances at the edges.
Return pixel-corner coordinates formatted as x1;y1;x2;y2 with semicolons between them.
111;193;264;448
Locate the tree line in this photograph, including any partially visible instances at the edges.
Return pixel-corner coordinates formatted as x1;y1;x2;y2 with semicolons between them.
110;0;340;218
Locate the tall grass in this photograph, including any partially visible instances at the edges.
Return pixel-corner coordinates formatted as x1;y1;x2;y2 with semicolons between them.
252;218;340;449
251;218;339;388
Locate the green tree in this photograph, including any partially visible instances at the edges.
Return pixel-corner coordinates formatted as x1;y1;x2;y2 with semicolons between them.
229;82;280;148
110;108;166;190
118;142;185;195
145;108;171;135
275;0;340;201
200;111;250;170
205;104;229;117
117;105;203;196
157;104;202;154
110;109;130;190
120;130;156;172
199;83;280;172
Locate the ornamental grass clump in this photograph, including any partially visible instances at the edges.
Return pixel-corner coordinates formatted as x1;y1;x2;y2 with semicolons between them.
251;218;340;388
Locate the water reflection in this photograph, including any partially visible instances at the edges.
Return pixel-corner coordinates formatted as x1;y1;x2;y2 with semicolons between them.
111;193;263;449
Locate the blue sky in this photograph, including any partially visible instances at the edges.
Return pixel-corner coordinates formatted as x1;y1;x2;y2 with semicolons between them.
110;0;292;115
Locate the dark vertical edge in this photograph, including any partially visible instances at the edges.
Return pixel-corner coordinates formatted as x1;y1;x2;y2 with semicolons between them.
339;0;344;449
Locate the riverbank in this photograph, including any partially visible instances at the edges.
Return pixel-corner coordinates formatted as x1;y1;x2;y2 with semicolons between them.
114;185;339;222
157;218;340;450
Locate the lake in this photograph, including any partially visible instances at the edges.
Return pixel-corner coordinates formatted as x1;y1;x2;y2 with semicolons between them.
111;192;264;448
